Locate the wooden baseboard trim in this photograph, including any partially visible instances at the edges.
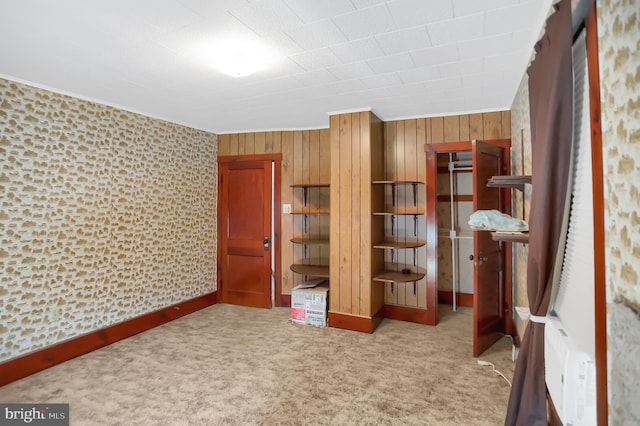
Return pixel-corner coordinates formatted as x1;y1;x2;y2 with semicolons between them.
438;290;474;307
279;294;291;308
328;308;383;334
383;304;436;325
0;291;218;387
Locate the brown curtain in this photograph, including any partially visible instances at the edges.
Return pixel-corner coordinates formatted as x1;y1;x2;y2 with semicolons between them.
505;0;573;424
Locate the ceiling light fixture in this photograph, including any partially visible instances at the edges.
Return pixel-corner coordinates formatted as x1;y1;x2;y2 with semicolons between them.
207;39;275;78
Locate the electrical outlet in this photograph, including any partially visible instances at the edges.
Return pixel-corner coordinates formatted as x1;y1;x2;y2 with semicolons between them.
282;204;292;214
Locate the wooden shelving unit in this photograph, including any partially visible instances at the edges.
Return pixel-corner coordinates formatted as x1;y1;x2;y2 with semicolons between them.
371;181;425;287
486;175;531;244
290;263;330;278
290;183;330;280
291;209;330;215
487;175;532;192
372;270;425;283
373;240;426;249
290;237;329;245
290;183;330;206
491;232;529;244
372;210;424;216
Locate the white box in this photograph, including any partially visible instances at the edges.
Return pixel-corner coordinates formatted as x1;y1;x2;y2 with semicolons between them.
291;280;329;326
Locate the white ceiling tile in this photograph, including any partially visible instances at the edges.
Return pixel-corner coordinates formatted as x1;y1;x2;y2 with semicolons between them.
510;29;536;50
485;1;546;36
367;52;415;74
424;97;467;114
328;62;375;80
285;19;347;50
151;17;254;57
375;26;431;55
426;12;484;46
282;0;355;23
444;85;482;100
376;92;432;112
73;3;164;42
356;87;395;102
177;0;251;17
0;0;549;133
462;70;504;88
386;0;454;29
396;65;441;84
325;79;368;94
480;92;514;109
483;50;528;73
464;96;492;112
329;38;385;63
349;0;389;9
289;48;343;71
452;0;520;17
263;58;306;77
331;4;395;41
423;75;463;92
457;33;511;59
360;72;402;89
257;29;307;56
410;44;459;68
123;0;202;33
292;69;339;86
257;76;305;95
228;0;304;35
438;58;483;77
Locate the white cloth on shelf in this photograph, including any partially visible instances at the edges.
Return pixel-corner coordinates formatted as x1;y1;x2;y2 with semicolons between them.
468;209;529;232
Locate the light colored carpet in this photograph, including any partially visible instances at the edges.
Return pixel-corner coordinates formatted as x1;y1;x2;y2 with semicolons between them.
0;304;514;425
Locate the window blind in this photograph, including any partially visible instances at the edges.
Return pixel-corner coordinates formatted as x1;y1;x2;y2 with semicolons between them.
552;31;595;361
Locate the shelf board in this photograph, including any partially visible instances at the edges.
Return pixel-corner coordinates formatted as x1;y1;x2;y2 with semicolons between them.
487;175;532;191
373;210;424;216
372;180;424;185
290;264;330;278
491;232;529;244
290;237;329;245
291;209;330;215
290;183;330;188
373;271;425;283
373;240;426;249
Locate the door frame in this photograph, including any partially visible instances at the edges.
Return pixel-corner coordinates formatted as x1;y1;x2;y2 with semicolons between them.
217;153;284;306
424;140;514;337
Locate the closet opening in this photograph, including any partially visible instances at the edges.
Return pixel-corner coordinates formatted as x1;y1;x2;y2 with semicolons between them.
436;151;474;319
425;140;515;356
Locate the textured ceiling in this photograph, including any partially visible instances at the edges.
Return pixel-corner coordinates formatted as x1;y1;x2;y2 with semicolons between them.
0;0;552;134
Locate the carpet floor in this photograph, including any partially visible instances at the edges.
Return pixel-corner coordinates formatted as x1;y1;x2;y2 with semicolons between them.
0;304;515;425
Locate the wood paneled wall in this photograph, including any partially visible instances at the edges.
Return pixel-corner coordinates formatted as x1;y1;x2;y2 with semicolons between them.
384;111;511;309
218;110;510;310
329;111;384;318
218;129;330;296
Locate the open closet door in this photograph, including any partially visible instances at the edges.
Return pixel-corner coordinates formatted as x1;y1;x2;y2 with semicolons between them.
471;140;505;356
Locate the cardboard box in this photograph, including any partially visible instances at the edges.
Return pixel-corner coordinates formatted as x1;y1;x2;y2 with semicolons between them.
291;279;329;326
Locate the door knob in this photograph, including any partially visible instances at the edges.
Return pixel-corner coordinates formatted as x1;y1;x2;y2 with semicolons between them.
263;236;270;251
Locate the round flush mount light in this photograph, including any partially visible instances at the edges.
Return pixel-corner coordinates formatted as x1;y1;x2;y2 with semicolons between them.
206;38;276;78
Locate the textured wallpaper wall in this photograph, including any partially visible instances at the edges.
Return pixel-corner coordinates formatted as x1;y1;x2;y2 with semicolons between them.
509;74;532;339
0;78;218;362
597;0;640;422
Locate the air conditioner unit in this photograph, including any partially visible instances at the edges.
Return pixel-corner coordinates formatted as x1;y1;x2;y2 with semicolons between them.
545;315;597;425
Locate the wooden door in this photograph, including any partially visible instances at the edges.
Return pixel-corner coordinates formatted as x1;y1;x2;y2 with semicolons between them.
471;140;505;356
219;159;272;308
